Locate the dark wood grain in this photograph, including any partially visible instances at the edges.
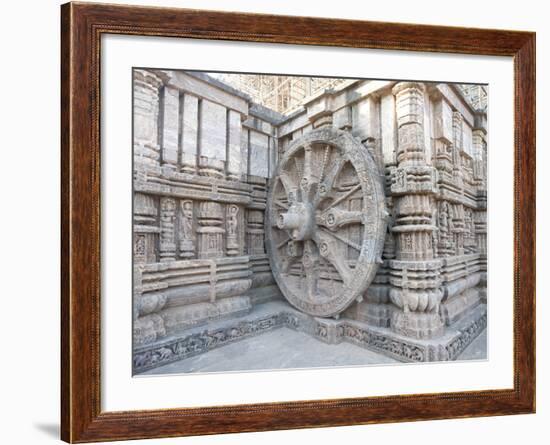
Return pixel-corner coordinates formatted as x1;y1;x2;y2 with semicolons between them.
60;2;536;442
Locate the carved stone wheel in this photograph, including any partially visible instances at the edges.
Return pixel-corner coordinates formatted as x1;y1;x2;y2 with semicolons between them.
266;127;387;317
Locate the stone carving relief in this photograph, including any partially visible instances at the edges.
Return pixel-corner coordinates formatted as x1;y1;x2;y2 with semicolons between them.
266;127;386;317
159;197;176;261
437;201;455;257
197;202;225;259
132;71;488;372
179;200;195;258
390;82;444;340
247;210;265;255
226;205;240;256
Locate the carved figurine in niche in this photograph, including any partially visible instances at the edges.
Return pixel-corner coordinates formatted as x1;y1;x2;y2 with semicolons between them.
179;200;195;258
395;168;406;188
159;198;177;261
437;201;454;256
464;209;476;253
439;201;449;234
134;234;146;260
226;205;240;256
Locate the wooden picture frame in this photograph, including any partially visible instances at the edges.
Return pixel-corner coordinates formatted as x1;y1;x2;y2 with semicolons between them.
61;1;535;442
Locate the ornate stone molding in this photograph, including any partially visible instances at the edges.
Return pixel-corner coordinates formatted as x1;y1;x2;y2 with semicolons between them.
133;302;487;373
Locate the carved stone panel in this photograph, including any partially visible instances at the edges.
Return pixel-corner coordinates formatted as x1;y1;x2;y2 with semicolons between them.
226;204;240;256
197;201;225;259
159;197;176;261
266;127;386;317
178;200;195;258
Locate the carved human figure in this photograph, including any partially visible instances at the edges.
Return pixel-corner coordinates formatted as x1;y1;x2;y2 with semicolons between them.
159;198;176;261
227;205;238;236
179;200;195;258
439;202;449;234
226;205;240;256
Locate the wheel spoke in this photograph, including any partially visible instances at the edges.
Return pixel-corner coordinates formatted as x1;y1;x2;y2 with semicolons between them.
302;240;319;299
323;184;361;211
300;144;319;203
319;228;361;251
316;208;364;230
277;236;291;249
319;144;331;182
274;199;289;210
278;172;298;203
280;255;300;274
315;233;353;286
318;155;346;198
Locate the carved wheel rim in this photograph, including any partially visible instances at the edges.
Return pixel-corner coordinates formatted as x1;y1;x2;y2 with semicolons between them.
266;127;386;317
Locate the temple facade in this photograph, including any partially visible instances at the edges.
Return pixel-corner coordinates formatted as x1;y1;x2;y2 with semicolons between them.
132;69;487;374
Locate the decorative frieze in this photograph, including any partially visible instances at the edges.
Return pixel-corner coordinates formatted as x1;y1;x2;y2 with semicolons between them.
133;300;487;372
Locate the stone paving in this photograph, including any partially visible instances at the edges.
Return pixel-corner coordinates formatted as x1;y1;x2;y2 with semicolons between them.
141;327;487;376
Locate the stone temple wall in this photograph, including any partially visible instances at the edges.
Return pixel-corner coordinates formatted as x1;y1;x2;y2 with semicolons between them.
133;69;284;349
277;80;487;340
132;70;487;372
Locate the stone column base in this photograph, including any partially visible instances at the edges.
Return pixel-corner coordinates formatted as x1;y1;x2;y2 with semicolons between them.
344;301;392;328
133;300;487;373
391;311;444;340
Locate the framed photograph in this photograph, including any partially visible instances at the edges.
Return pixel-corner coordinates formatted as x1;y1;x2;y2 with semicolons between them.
61;2;535;442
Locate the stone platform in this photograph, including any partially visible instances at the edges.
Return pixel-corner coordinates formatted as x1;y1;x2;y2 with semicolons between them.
133;300;487;374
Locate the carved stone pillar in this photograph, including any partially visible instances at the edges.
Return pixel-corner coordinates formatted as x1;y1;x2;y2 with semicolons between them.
198;100;226;179
474;195;487;256
159;197;176;261
347;196;395;327
133;70;162;180
197;202;225;258
160;85;180;172
178;200;195;258
133;264;168;347
433;95;454;177
472;129;487;188
464;207;476;254
472;125;487;256
247;210;265;255
389;82;443;339
180;94;199;175
134;193;159;264
451;111;465;192
451;203;465;256
226;110;242;181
